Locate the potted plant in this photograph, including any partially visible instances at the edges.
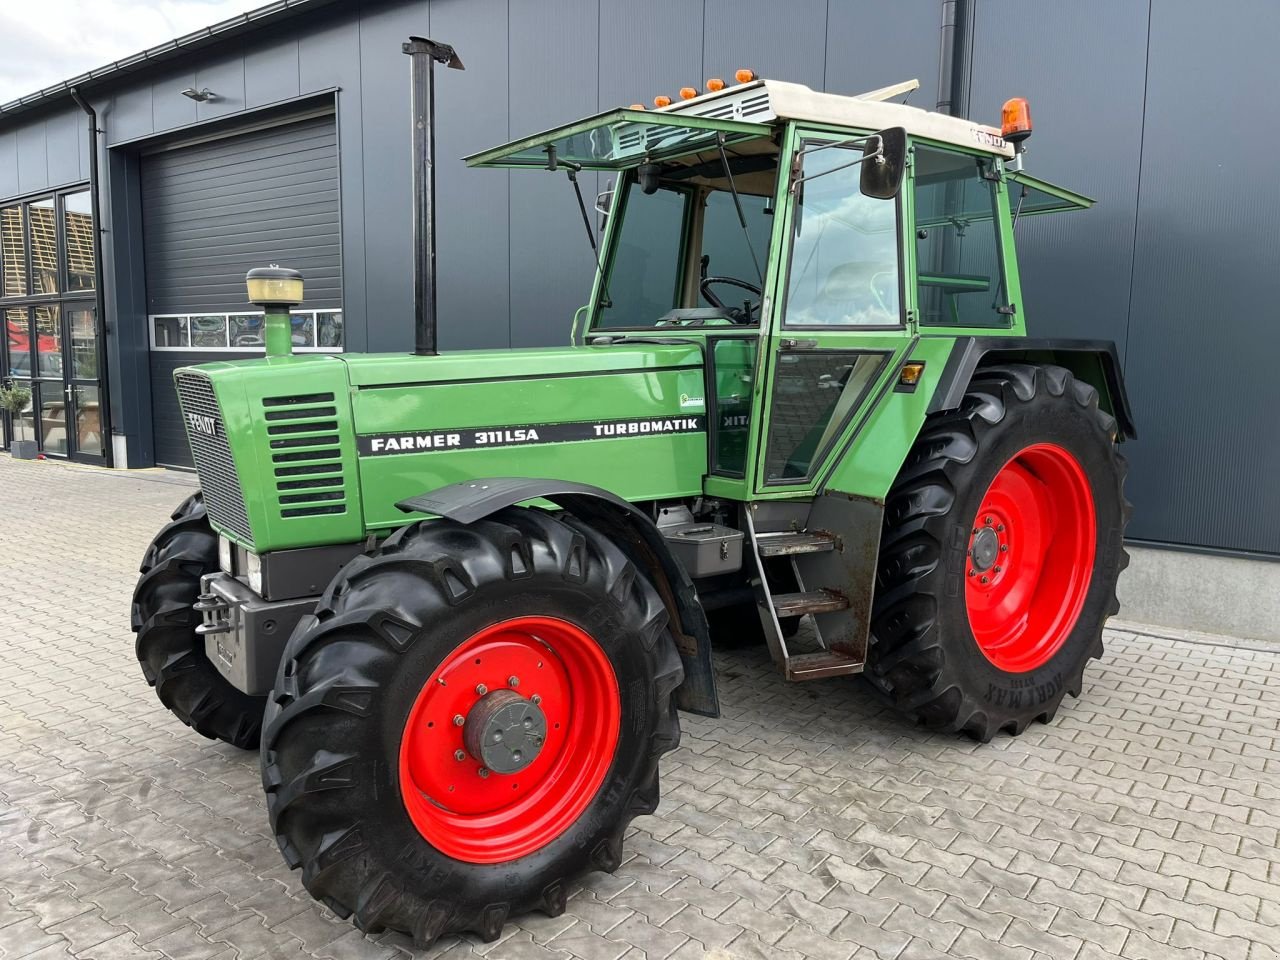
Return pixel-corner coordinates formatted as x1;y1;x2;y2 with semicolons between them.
0;384;37;460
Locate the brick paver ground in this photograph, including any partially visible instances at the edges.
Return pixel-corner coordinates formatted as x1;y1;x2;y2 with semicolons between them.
0;455;1277;960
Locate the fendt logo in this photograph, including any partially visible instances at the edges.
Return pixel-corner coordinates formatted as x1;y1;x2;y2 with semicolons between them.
186;412;221;438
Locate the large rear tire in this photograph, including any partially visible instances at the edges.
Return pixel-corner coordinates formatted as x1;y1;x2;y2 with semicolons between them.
260;507;682;946
868;364;1129;741
131;493;266;749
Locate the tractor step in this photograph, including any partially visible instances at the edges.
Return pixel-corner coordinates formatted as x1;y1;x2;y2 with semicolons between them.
755;530;837;557
771;589;850;617
785;651;864;681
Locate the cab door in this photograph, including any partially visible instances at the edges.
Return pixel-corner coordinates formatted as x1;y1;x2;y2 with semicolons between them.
750;127;915;495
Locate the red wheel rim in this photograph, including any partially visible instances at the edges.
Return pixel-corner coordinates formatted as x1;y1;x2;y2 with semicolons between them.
965;443;1096;673
398;616;620;863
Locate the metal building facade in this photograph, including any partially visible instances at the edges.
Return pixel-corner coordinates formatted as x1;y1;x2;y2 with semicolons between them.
0;0;1277;559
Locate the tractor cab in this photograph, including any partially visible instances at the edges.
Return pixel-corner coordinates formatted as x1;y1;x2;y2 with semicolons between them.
468;77;1093;496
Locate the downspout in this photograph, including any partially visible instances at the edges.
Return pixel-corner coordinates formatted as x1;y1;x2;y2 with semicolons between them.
936;0;973;118
69;86;113;467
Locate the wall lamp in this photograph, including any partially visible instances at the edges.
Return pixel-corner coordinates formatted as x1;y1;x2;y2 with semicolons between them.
180;87;216;102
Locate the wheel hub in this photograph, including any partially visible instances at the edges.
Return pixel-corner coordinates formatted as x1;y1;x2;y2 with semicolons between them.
970;527;1001;571
463;689;547;774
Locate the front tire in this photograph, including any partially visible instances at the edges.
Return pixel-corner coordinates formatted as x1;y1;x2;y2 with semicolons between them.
868;364;1129;741
131;493;266;749
260;507;682;946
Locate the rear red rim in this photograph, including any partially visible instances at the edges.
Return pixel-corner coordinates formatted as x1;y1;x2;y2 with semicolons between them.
965;443;1096;673
398;616;620;863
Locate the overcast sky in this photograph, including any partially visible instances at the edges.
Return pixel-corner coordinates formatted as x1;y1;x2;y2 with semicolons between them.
0;0;258;103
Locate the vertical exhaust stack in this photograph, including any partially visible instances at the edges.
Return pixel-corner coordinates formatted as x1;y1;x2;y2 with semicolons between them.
402;37;465;356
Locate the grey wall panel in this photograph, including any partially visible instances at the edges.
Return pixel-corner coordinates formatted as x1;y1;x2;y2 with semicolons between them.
245;40;303;109
45;110;81;188
140;114;341;314
507;0;600;348
1122;0;1280;553
195;59;249;122
598;0;705;111
351;0;426;354
298;17;363;95
150;67;201;134
16;124;47;195
969;0;1148;353
431;0;511;351
704;0;828;92
824;1;940;103
108;85;155;146
0;132;17;198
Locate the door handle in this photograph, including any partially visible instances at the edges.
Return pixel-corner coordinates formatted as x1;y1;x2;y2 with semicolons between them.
779;338;818;351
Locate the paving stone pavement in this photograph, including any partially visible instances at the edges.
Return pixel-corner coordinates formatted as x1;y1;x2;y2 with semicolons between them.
1;455;1278;960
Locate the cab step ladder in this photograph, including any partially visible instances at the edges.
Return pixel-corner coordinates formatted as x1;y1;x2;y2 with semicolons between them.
745;513;866;681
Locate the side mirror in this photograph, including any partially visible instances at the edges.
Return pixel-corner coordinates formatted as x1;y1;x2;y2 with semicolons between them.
860;126;907;199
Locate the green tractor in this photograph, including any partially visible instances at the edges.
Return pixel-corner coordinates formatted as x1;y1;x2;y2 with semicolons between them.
131;39;1132;947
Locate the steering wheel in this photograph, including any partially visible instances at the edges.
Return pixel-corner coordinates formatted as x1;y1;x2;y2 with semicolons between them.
700;276;763;324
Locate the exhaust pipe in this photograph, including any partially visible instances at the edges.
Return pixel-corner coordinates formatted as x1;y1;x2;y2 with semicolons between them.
402;37;465;356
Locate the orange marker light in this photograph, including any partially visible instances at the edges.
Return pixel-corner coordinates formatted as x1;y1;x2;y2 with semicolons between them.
706;77;726;92
629;103;646;110
679;86;699;100
734;68;757;84
1001;97;1032;143
653;94;672;108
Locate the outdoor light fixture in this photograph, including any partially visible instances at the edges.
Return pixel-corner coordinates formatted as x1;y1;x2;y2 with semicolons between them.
180;87;216;102
246;264;304;357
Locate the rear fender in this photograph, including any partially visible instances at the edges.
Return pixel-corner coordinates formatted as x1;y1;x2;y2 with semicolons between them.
929;337;1137;439
397;479;718;717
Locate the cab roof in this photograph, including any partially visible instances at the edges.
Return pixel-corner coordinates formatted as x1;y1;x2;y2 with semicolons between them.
466;77;1015;170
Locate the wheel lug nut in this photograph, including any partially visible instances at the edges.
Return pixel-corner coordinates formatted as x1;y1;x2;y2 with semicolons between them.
476;684;488;696
453;714;465;727
532;694;542;705
968;569;976;577
996;524;1005;532
454;749;465;761
508;676;520;687
993;566;1001;573
984;516;993;525
980;576;989;584
478;767;490;779
1000;544;1008;552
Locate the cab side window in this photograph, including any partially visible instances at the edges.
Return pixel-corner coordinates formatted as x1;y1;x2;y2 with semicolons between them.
913;146;1011;327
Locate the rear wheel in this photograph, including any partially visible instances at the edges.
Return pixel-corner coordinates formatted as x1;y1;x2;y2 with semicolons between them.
260;507;682;945
131;493;265;749
868;364;1128;741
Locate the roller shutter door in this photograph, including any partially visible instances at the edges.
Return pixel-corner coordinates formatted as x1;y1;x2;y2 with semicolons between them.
142;112;340;467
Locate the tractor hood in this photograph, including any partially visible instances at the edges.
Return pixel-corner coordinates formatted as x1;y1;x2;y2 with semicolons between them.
174;343;710;553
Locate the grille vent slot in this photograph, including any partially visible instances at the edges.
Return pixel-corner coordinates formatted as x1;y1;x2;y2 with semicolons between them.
174;372;254;545
264;392;348;519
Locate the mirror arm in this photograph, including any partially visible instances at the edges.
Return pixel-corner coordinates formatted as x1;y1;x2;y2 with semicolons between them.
791;140;884;191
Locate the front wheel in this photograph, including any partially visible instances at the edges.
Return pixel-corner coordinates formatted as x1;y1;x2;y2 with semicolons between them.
868;364;1129;741
260;507;682;946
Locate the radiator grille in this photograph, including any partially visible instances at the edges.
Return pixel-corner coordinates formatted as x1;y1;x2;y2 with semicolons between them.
174;372;254;544
264;393;348;519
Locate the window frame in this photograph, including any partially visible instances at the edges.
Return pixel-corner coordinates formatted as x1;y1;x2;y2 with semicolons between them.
778;134;907;332
909;141;1019;332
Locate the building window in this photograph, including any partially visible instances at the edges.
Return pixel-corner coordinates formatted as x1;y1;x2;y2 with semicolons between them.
149;309;344;353
1;206;24;297
0;185;102;461
63;191;95;292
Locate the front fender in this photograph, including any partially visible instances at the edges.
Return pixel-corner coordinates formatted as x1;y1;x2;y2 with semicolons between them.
397;478;719;717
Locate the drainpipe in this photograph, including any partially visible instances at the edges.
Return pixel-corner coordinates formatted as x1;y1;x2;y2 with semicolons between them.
69;86;114;467
936;0;973;118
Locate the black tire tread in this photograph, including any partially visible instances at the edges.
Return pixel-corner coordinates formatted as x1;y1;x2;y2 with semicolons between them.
131;492;266;749
869;363;1130;742
260;508;681;946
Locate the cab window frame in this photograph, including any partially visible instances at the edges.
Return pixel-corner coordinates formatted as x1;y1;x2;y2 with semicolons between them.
778;133;907;332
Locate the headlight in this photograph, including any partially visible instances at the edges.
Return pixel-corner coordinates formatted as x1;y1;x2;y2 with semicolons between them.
218;536;234;574
245;552;264;595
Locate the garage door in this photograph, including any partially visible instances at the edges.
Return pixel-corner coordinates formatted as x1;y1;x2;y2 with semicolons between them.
142;111;341;467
